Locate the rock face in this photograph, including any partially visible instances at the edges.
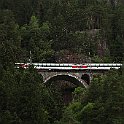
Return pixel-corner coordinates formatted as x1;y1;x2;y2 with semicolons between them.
55;50;91;63
97;39;108;57
53;29;109;63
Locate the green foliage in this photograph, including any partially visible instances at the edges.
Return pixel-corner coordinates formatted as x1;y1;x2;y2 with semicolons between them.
0;10;22;69
0;67;60;123
73;87;86;101
0;0;123;62
59;69;124;124
21;16;54;62
29;16;39;28
0;0;124;123
16;67;50;124
55;102;81;124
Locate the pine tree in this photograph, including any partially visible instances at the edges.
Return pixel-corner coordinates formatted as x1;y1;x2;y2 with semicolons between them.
0;10;21;69
21;15;54;62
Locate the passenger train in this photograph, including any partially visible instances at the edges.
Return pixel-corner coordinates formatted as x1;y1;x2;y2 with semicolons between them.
15;63;122;70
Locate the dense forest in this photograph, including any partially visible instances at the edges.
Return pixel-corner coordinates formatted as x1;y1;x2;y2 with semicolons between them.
0;0;124;124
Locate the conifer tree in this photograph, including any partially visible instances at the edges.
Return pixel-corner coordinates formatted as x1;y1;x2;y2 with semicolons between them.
0;10;21;69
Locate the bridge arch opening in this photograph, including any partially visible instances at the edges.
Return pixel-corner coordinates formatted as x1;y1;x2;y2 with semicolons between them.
81;74;90;85
44;74;87;105
44;74;87;88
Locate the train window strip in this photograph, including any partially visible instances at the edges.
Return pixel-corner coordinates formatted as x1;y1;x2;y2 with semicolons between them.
15;63;122;67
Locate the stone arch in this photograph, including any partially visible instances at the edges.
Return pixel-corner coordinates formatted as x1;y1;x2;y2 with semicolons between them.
44;74;88;88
